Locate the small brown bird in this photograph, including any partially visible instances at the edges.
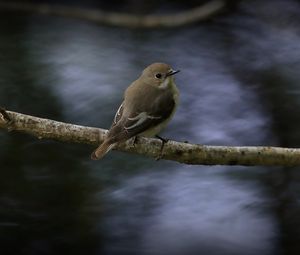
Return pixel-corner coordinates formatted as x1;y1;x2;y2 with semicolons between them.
91;62;180;160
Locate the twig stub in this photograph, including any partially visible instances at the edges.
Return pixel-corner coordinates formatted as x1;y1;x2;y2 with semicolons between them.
0;107;11;122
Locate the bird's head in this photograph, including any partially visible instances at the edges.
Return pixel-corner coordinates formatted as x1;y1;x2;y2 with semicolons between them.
141;62;180;89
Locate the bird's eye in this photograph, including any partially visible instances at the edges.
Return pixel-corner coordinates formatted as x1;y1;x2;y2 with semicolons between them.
155;73;162;79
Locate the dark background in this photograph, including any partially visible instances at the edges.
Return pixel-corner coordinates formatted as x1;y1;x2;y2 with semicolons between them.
0;0;300;254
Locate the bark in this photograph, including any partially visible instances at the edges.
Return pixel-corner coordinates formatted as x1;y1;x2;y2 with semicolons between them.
1;108;300;166
0;1;225;28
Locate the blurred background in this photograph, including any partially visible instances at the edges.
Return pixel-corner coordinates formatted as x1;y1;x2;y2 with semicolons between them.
0;0;300;254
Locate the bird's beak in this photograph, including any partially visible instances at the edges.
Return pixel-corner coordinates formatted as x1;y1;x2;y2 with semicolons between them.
167;69;180;76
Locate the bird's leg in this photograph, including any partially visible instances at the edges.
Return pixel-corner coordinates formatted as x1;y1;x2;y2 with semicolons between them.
130;136;139;147
155;135;169;160
133;136;139;144
155;135;168;143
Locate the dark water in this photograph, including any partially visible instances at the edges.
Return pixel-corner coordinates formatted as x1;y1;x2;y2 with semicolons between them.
0;0;300;254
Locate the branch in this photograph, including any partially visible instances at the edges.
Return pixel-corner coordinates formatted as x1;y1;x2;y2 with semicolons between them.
1;108;300;166
0;1;226;28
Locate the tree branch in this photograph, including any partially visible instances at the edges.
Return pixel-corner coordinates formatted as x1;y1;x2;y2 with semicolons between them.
0;0;226;28
1;108;300;166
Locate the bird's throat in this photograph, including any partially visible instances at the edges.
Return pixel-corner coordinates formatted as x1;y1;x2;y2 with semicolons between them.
159;77;173;89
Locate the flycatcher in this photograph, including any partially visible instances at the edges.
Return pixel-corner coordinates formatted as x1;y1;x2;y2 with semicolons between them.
91;62;180;160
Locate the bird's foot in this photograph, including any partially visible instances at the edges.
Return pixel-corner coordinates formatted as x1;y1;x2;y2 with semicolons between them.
155;135;169;160
130;136;139;147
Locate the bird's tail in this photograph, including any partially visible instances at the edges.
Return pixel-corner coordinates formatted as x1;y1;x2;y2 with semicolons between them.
91;140;115;160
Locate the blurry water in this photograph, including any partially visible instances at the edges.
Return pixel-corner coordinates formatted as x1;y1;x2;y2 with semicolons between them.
1;0;300;254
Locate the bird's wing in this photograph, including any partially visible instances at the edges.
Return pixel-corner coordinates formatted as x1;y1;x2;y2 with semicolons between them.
107;91;175;143
124;111;162;133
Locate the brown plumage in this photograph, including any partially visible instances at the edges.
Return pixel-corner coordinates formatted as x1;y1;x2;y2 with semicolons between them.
91;62;180;160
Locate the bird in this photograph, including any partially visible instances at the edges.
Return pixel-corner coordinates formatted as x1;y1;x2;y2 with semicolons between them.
91;62;180;160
